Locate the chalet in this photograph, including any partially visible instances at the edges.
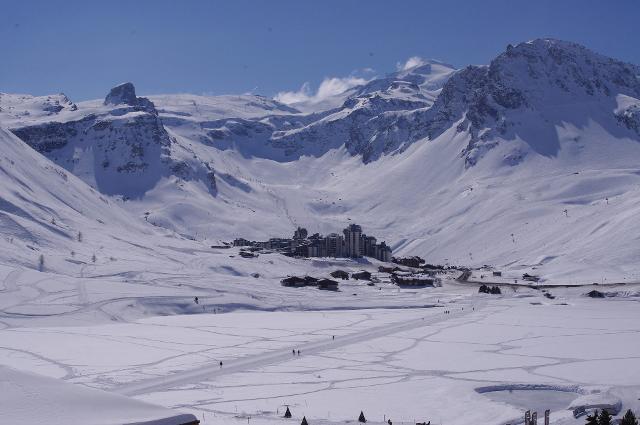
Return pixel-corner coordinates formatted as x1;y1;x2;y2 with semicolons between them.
330;270;350;280
378;265;397;273
352;270;372;281
479;284;502;294
281;276;319;287
317;278;339;291
391;273;436;287
281;276;307;287
392;256;425;268
233;238;251;247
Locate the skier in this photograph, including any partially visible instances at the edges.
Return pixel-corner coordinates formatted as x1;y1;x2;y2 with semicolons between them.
219;361;223;368
297;349;300;356
292;349;296;355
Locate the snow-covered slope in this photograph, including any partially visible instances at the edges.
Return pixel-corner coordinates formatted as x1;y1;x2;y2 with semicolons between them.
3;38;640;282
1;365;198;425
201;59;456;162
0;126;158;271
4;84;219;199
419;39;640;167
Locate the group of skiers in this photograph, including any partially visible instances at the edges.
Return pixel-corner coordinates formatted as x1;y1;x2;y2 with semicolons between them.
290;335;335;357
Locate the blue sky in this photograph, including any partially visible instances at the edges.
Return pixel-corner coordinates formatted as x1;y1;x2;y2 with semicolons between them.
1;0;638;101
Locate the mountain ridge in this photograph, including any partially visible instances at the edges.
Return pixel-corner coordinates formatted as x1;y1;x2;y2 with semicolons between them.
1;38;640;281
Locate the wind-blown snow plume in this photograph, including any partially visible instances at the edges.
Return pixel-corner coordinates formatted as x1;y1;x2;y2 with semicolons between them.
274;75;370;111
397;55;427;71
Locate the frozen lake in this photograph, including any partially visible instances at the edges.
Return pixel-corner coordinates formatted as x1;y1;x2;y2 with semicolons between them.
1;292;639;425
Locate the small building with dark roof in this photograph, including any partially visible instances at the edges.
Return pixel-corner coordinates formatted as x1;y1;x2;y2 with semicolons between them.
317;279;339;291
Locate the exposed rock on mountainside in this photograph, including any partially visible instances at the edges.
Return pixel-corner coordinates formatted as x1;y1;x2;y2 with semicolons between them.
104;82;156;111
420;39;640;167
201;60;456;162
2;39;640;279
6;83;219;198
194;41;640;165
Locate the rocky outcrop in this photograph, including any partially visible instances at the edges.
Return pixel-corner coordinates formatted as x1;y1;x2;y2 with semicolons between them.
265;39;640;166
405;39;640;167
104;82;156;112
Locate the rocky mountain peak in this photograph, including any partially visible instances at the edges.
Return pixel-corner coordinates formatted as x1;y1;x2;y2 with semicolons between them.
488;38;640;103
104;82;138;105
104;82;156;112
420;38;640;167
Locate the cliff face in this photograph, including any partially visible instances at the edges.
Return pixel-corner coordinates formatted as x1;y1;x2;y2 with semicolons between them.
6;83;217;198
417;39;640;167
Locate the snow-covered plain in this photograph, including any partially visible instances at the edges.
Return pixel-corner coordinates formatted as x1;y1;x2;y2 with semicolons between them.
1;286;638;425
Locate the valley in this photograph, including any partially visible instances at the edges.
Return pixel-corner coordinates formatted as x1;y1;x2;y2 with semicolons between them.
1;36;640;425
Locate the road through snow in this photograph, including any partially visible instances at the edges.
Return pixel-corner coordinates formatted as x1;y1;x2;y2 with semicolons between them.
115;300;481;397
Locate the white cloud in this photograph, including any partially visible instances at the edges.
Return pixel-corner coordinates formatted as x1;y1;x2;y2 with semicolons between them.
273;82;313;105
275;76;369;106
397;56;426;71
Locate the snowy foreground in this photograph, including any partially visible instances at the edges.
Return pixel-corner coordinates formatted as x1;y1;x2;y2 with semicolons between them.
0;365;197;425
1;253;638;425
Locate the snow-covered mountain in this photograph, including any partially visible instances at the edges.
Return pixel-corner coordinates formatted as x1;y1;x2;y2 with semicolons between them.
200;59;456;162
0;126;176;273
4;84;217;199
2;38;640;282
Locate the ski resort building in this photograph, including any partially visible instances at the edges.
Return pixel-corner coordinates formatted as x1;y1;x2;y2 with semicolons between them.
233;223;392;262
343;224;363;258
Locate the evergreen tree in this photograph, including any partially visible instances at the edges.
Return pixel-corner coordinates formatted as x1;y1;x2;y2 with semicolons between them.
358;411;367;423
300;416;309;425
621;409;638;425
284;407;292;418
585;410;599;425
599;410;612;425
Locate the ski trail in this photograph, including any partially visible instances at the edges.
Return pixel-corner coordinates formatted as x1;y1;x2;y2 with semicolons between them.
114;300;482;396
2;269;20;293
214;152;297;226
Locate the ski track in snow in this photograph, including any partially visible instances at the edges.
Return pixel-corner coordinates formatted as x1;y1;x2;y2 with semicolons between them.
126;298;640;425
115;300;481;396
1;290;638;425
